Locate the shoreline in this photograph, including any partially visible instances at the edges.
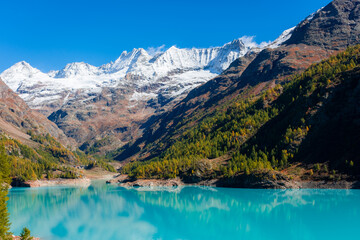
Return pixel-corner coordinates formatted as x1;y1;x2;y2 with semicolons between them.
11;177;92;188
9;173;360;189
10;167;119;188
116;173;360;189
118;179;360;189
12;235;40;240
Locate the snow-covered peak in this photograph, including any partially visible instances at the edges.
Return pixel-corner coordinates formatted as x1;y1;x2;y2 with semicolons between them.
54;62;100;78
109;48;151;72
2;61;41;77
222;39;246;51
166;46;179;52
205;38;256;73
150;39;256;75
0;61;50;91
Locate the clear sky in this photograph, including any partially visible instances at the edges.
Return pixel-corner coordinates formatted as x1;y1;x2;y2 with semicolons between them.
0;0;331;72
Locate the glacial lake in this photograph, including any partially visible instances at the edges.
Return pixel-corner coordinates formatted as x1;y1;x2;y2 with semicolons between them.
7;182;360;240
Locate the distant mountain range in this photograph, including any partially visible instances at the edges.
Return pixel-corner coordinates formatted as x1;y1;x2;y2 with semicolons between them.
0;33;292;112
0;26;293;149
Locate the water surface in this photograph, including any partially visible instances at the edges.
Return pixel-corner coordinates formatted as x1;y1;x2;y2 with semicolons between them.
8;183;360;240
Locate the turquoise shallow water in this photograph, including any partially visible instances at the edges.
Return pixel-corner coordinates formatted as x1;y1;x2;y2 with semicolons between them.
7;182;360;240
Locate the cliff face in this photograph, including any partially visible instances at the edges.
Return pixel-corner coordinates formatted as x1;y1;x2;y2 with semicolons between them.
115;0;360;162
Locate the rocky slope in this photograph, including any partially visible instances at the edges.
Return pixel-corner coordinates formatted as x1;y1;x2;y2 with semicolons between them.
115;0;360;162
0;78;101;186
0;77;72;147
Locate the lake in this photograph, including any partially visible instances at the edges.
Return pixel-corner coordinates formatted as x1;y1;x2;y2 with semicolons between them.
7;182;360;240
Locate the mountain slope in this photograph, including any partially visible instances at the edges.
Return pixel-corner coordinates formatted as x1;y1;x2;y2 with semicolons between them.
0;79;74;181
122;44;360;183
0;77;71;147
0;77;116;183
115;0;360;162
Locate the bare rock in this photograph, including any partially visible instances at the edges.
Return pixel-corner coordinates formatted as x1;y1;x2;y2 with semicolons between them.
119;178;184;188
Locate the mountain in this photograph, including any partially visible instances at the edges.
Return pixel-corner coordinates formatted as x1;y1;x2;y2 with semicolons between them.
0;37;268;114
115;0;360;165
122;44;360;187
0;35;290;151
0;76;117;184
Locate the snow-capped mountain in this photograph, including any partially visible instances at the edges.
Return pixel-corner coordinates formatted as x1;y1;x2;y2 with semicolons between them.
0;38;250;111
0;31;293;114
0;27;295;149
54;62;102;78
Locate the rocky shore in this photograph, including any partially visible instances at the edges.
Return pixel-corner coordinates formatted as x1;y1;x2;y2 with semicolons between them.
107;172;360;189
120;178;184;188
11;177;91;188
10;167;119;188
10;171;360;189
119;178;360;189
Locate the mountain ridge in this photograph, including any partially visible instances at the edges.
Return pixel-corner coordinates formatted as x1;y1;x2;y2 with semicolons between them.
0;32;293;112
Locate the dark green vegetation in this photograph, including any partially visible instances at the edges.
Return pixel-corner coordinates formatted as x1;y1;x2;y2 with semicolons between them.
20;227;33;240
122;45;360;181
0;146;12;239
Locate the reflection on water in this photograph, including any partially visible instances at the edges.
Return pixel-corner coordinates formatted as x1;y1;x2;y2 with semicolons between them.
8;182;360;240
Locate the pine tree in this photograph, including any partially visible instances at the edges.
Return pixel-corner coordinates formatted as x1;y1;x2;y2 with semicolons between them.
0;146;11;239
20;227;33;240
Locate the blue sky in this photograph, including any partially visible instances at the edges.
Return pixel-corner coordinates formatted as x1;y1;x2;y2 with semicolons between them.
0;0;331;72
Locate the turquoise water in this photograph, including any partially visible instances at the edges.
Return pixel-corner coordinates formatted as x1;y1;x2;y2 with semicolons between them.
7;183;360;240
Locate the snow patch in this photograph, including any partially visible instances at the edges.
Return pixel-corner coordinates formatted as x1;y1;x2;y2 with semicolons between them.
267;27;296;49
130;91;157;101
306;7;324;22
